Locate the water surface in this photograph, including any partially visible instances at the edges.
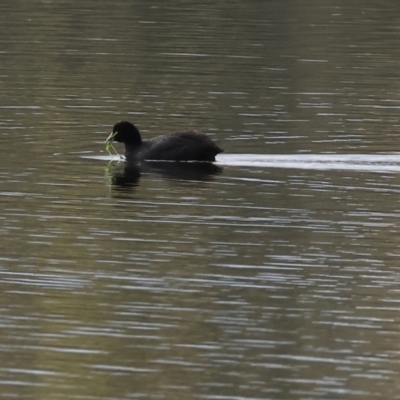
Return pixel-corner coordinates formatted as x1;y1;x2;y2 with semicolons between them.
1;1;400;399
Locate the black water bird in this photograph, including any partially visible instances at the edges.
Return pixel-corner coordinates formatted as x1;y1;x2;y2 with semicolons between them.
105;121;223;162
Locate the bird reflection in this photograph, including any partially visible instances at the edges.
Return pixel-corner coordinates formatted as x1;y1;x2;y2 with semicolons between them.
106;161;223;191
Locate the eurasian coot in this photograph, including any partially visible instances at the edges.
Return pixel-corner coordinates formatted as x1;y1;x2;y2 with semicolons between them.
105;121;223;162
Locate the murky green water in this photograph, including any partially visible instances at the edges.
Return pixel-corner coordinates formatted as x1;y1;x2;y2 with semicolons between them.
1;1;400;399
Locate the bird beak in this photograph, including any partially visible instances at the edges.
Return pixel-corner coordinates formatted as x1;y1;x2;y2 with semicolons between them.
105;130;117;145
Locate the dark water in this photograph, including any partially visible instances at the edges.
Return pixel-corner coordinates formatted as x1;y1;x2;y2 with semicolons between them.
2;1;400;399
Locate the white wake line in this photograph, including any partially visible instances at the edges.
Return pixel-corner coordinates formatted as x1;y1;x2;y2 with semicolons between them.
83;154;400;173
215;154;400;172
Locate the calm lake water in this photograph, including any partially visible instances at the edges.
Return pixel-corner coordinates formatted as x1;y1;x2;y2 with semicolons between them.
1;1;400;399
